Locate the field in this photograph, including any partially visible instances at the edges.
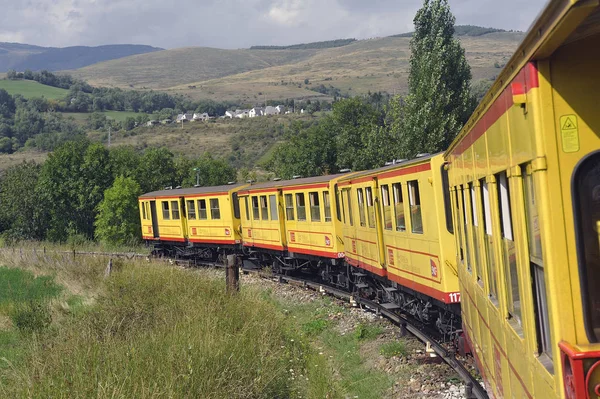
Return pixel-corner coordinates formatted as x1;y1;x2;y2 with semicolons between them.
70;32;524;103
0;79;68;100
62;111;157;124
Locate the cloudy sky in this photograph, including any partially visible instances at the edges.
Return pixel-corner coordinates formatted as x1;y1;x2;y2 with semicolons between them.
0;0;547;49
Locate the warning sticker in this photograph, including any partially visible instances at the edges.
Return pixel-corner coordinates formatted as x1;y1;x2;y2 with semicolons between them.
560;114;579;153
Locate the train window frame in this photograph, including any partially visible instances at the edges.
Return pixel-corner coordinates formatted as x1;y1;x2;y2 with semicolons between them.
309;191;321;222
481;179;498;302
244;197;250;221
460;186;472;273
454;189;465;266
210;198;220;220
251;196;259;220
497;171;523;333
392;183;406;232
470;183;483;284
142;202;147;220
339;189;346;223
343;188;354;226
198;199;208;220
441;165;454;234
334;185;342;222
365;187;376;228
171;201;180;220
296;193;307;221
162;201;170;220
323;191;332;222
408;180;423;234
187;200;196;220
269;195;278;221
285;193;294;221
357;188;366;227
146;203;150;220
260;195;269;221
523;164;553;369
232;193;241;219
381;184;393;231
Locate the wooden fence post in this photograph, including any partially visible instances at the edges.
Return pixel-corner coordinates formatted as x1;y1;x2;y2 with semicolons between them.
226;254;240;293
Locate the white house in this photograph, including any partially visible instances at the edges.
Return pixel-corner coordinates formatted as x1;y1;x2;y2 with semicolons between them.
225;110;235;118
193;112;209;121
176;113;193;122
235;109;250;118
249;107;264;118
146;120;159;127
264;106;278;116
275;105;286;114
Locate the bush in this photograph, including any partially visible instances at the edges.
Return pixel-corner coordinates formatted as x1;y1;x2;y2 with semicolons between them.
11;301;52;334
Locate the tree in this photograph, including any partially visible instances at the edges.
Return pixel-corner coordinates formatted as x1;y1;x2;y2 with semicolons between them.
95;176;142;246
135;147;177;193
181;153;237;188
394;0;475;157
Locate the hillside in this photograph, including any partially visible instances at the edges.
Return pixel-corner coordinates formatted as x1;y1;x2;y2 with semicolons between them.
0;43;162;72
70;30;524;103
0;79;68;99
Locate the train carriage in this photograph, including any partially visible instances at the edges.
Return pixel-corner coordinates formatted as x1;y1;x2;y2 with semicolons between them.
445;1;600;397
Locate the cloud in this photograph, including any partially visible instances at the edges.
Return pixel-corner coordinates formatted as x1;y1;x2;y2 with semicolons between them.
0;0;547;49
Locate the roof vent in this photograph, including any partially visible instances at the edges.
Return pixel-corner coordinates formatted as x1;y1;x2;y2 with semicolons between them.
292;175;302;179
416;153;430;158
339;168;352;173
193;184;200;188
273;177;281;181
175;186;182;189
246;179;254;184
227;181;236;185
164;186;172;190
384;161;393;166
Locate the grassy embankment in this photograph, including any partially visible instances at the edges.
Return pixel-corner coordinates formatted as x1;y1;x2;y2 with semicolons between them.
0;246;339;398
0;79;68;100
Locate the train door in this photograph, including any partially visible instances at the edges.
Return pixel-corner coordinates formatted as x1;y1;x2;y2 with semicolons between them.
150;200;159;238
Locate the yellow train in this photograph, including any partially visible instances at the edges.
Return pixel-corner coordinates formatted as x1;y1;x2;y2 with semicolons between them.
138;0;600;397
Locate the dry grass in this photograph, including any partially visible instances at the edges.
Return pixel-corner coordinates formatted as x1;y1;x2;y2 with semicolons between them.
0;151;48;173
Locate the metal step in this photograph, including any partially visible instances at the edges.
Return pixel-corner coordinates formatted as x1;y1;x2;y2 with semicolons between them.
353;273;367;277
284;256;295;260
381;303;401;310
383;287;397;293
355;283;369;289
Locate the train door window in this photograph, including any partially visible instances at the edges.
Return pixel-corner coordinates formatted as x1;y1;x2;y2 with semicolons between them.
381;184;392;231
251;196;259;220
482;180;497;300
461;187;472;273
323;191;332;222
340;190;346;223
187;200;196;220
365;187;376;228
232;193;240;219
198;199;208;220
171;201;180;220
210;199;220;220
296;193;307;221
344;189;354;226
454;189;465;265
497;172;521;329
260;195;269;220
441;165;454;233
146;203;151;220
470;183;482;282
285;194;294;220
244;197;250;221
269;195;278;221
162;201;170;220
392;183;405;231
357;188;366;227
142;202;147;220
523;166;553;364
408;181;423;234
334;185;341;222
309;192;321;222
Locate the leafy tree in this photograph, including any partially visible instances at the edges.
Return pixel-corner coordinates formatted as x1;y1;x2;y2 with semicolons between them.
394;0;475;157
95;176;142;246
123;117;136;131
13;107;45;145
181;153;237;187
0;89;15;118
0;162;46;240
135;147;177;193
110;146;141;180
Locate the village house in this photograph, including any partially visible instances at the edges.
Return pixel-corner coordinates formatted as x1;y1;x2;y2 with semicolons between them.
193;112;209;121
176;113;193;122
146;120;159;127
235;109;250;118
249;107;264;118
224;110;235;118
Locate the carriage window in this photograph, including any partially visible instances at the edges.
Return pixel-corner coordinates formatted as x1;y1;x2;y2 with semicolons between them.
408;180;423;234
366;187;376;228
357;188;366;227
323;191;332;222
269;195;278;221
334;185;341;222
210;198;220;220
340;190;346;223
498;172;521;329
251;196;259;220
198;199;208;220
344;189;354;226
454;189;464;265
162;201;170;219
482;180;497;300
232;193;240;219
523;167;552;366
381;185;392;231
470;183;481;282
187;200;196;220
309;192;321;222
142;202;147;220
392;183;405;231
260;195;269;220
285;194;294;220
441;165;454;233
171;201;180;220
296;193;306;221
146;203;150;220
244;197;250;221
461;187;472;273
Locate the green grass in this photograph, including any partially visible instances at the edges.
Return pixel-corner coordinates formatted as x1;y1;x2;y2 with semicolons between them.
379;340;408;358
62;110;157;123
0;79;68;99
0;267;62;310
